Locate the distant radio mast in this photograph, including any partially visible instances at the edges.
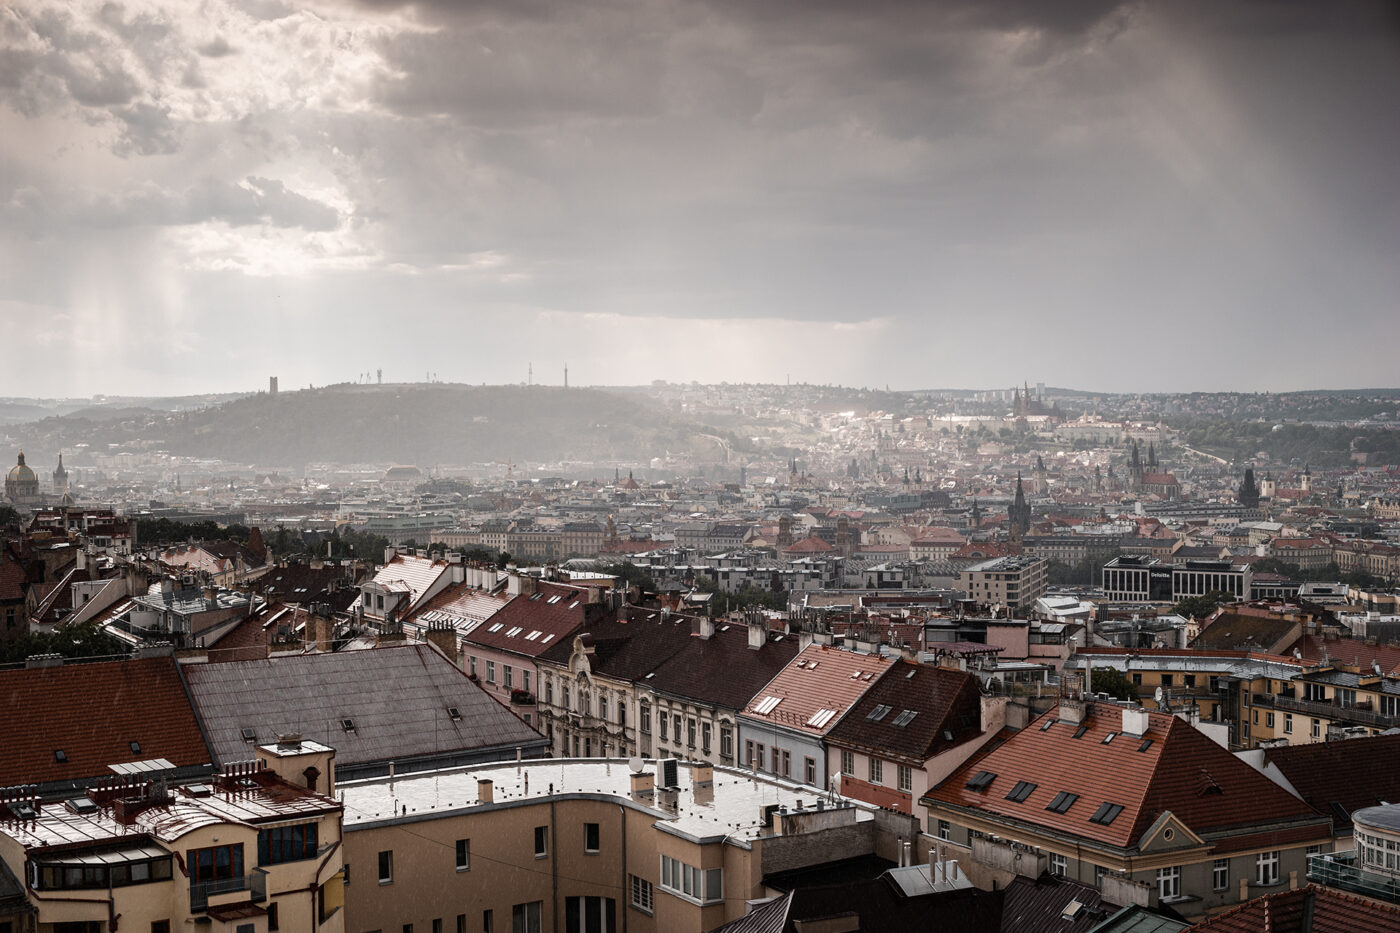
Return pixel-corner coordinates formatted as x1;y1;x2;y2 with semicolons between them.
564;363;569;388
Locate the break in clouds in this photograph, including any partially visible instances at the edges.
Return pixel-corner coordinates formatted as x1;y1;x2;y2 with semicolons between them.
1;0;1397;395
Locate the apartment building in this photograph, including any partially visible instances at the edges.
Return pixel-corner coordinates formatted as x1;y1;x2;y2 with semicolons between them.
0;749;344;933
737;644;893;790
958;557;1048;614
338;758;900;933
922;699;1332;921
824;660;999;818
635;614;801;768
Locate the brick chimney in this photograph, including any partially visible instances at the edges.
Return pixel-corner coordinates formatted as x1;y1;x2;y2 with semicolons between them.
425;621;458;663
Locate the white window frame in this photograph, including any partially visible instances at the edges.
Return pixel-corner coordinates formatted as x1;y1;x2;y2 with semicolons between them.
840;750;855;776
1049;853;1066;875
1256;850;1279;886
897;764;912;793
1157;866;1180;901
628;875;653;915
659;855;722;906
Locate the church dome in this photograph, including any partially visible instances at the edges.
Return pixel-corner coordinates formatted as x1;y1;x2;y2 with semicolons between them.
6;451;36;485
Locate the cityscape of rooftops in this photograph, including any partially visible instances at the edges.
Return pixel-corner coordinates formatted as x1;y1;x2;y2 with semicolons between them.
3;1;1399;931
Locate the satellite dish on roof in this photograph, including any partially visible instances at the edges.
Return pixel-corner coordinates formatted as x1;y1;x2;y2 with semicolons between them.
628;757;645;774
1154;686;1165;707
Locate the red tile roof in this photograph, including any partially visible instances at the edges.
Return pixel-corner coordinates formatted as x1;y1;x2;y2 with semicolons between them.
463;581;598;658
926;705;1324;851
1291;634;1400;676
1186;884;1400;933
742;645;893;736
0;656;211;787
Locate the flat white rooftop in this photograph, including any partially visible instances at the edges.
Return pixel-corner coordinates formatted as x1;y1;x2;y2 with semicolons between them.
337;758;875;845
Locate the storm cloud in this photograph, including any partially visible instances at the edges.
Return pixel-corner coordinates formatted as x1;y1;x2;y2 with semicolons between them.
0;0;1396;395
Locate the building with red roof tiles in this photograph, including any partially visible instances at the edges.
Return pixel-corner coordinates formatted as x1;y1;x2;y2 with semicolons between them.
356;548;456;629
0;653;213;796
460;575;611;726
779;534;835;560
738;643;894;790
825;660;998;816
922;700;1331;919
1185;884;1400;933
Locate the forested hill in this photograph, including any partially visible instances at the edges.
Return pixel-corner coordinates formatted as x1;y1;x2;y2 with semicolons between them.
10;384;744;466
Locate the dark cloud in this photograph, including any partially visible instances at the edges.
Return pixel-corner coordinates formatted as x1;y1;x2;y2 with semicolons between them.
2;0;1398;394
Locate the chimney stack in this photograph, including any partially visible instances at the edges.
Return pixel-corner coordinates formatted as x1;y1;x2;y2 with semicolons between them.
477;778;494;804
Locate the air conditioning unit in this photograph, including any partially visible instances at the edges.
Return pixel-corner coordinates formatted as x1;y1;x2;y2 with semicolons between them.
659;757;679;790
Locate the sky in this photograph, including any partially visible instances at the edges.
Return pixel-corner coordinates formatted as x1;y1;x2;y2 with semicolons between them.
1;0;1397;397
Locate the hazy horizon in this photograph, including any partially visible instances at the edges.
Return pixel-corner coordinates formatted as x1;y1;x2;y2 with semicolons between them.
4;0;1398;397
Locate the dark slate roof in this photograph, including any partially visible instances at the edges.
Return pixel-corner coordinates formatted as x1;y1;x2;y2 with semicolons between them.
183;644;545;774
1262;733;1400;830
709;877;1003;933
1001;873;1118;933
0;656;212;788
824;660;985;764
540;606;696;681
761;854;895;893
645;619;801;711
1186;884;1400;933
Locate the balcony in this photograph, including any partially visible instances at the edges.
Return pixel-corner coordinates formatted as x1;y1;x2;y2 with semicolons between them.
1272;694;1400;729
190;869;267;912
1308;851;1400;905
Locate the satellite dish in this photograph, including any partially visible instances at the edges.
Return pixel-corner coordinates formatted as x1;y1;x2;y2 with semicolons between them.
628;757;645;774
1154;686;1165;706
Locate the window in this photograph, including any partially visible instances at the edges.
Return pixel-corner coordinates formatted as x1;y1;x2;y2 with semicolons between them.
434;920;443;933
534;826;548;859
1213;859;1229;891
1049;853;1066;875
523;670;531;694
456;839;470;871
1005;780;1037;803
1312;719;1321;738
511;901;542;933
659;713;668;742
673;714;682;742
687;718;697;748
378;850;393;884
1266;712;1275;729
1256;850;1280;886
841;750;855;776
153;922;171;933
483;911;493;933
640;703;651;734
457;916;465;933
258;823;319;865
189;843;244;885
869;758;883;785
1157;866;1180;900
1131;673;1142;685
504;666;513;689
805;757;817;786
1046;792;1079;814
1089;802;1123;825
897;764;912;793
1284;714;1293;734
1184;674;1197;688
720;725;733;759
486;661;496;684
937;820;951;841
618;702;626;729
544;678;553;704
563;684;571;710
701;721;710;753
659;855;722;905
1161;675;1174;687
584;823;600;853
629;875;654;914
267;905;279;931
